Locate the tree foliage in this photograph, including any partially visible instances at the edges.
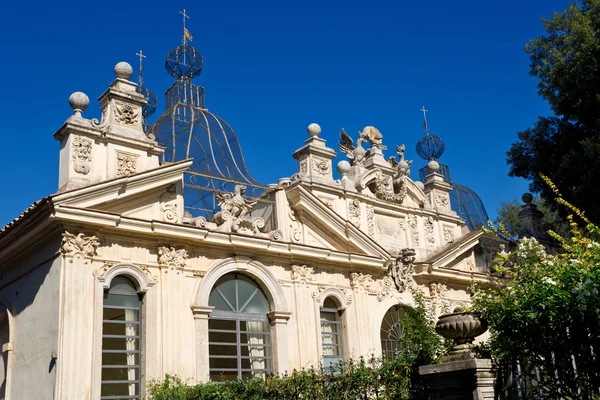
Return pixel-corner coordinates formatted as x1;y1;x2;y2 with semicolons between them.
147;292;451;400
474;182;600;399
507;0;600;223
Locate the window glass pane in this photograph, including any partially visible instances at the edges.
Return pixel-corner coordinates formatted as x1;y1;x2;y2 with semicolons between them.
208;319;236;331
102;367;139;381
242;291;269;314
322;345;343;357
323;298;337;309
320;311;339;323
240;321;269;333
240;332;270;345
103;308;139;322
209;344;237;356
108;276;137;294
237;277;258;309
209;331;236;343
104;292;141;308
211;275;237;310
102;337;139;351
209;357;238;369
103;322;139;337
102;352;139;367
241;344;271;358
100;382;139;397
209;290;234;312
323;356;344;369
242;370;266;380
241;357;271;370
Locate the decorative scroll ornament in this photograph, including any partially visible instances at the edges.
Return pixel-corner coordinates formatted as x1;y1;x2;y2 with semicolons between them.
159;184;179;223
311;284;328;298
376;276;396;302
350;272;373;289
388;248;416;293
407;215;419;247
157;246;188;270
291;265;315;283
312;157;330;176
114;102;140;126
425;216;435;244
443;226;455;243
429;282;448;298
366;204;375;238
61;232;99;257
116;152;138;176
72;136;93;175
349;199;361;227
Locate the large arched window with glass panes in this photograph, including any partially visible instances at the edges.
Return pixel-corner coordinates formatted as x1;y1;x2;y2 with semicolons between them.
380;304;407;361
208;273;272;381
101;276;142;399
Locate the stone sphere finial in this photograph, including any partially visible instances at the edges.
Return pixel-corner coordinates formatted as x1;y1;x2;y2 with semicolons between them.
307;123;321;137
336;160;351;176
427;160;440;174
522;192;533;204
114;62;133;80
69;92;90;117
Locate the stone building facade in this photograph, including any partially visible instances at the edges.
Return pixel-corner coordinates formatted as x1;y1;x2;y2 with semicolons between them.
0;59;495;400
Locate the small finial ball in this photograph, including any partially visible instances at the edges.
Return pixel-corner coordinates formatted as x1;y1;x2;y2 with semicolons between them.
522;192;533;204
307;123;321;137
114;62;133;80
69;92;90;113
336;160;351;175
427;160;440;173
414;181;425;191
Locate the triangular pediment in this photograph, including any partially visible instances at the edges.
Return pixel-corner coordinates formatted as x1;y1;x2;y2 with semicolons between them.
286;184;391;260
51;160;192;221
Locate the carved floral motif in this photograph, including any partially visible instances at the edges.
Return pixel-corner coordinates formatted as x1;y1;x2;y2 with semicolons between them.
429;282;448;298
291;265;315;283
376;276;395;302
72;136;93;175
312;158;330;176
350;273;373;289
425;216;435;244
61;232;100;257
116;152;138;176
157;246;188;270
114;102;140;126
366;204;375;238
407;215;419;247
435;194;450;208
299;159;307;174
443;226;455;243
349;199;361;227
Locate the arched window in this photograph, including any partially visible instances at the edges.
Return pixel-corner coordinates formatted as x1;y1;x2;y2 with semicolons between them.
101;276;142;399
380;305;407;361
208;273;272;381
320;297;344;369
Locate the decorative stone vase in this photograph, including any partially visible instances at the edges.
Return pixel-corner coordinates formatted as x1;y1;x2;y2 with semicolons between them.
435;310;488;361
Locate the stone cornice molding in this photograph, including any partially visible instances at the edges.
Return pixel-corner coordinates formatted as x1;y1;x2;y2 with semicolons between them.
268;311;292;326
95;262;156;291
191;305;215;320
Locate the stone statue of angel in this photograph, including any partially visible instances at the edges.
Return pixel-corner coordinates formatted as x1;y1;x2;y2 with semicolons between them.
338;128;367;166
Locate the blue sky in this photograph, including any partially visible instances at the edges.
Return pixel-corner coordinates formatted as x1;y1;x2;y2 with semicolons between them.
0;0;572;227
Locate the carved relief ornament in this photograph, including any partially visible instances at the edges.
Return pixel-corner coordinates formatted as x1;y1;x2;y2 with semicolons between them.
366;204;375;238
429;282;448;298
116;152;138;176
350;272;373;289
159;184;179;223
291;265;315;283
435;194;450;208
61;231;99;257
443;226;455;243
407;214;419;247
114;102;140;127
312;157;330;176
157;246;188;270
424;216;435;244
348;199;361;227
72;135;93;175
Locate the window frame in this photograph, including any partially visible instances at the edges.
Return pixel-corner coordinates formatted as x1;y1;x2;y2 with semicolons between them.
320;297;345;369
380;304;407;362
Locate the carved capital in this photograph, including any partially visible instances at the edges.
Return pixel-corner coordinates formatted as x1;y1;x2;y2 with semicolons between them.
60;231;99;258
291;265;314;284
157;246;188;270
350;272;373;290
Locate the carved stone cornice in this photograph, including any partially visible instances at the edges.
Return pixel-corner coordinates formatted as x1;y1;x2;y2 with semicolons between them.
60;231;99;258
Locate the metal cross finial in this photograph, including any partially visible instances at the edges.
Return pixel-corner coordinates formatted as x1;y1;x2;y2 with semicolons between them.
420;106;430;135
180;9;190;46
136;50;146;87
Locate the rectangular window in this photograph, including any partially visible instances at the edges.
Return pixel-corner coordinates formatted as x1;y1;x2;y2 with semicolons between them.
320;299;344;370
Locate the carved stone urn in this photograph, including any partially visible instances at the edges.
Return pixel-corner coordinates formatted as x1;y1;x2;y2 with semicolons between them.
435;309;488;361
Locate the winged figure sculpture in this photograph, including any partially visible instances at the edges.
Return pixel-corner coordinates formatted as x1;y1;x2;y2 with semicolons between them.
338;128;367;166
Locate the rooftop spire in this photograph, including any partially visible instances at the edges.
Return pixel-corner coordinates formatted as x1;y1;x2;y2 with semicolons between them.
180;9;192;46
136;49;146;87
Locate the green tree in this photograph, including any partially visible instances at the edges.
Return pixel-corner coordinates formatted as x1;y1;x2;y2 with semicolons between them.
507;0;600;223
494;194;569;238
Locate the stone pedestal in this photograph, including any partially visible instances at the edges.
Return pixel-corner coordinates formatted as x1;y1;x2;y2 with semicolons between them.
419;358;495;400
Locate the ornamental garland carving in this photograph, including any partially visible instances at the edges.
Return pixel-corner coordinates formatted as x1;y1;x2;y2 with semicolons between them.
157;246;188;270
116;152;138;176
350;272;373;289
159;184;179;223
72;135;93;175
407;215;419;247
435;194;450;208
114;102;140;127
291;265;315;283
366;204;375;238
443;226;455;243
425;216;435;244
312;157;330;176
61;231;100;257
349;199;361;227
429;282;448;298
